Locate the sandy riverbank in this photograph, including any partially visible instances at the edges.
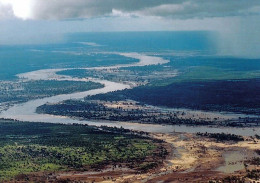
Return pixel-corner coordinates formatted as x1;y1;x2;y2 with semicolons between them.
18;131;259;183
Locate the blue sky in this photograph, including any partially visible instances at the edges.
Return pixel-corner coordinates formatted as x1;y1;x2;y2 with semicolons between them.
0;0;260;58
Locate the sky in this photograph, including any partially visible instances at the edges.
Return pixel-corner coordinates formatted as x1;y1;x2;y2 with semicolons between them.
0;0;260;58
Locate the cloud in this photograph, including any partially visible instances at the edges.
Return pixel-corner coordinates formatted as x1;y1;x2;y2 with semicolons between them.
136;1;260;19
0;0;260;20
0;0;260;59
0;1;14;19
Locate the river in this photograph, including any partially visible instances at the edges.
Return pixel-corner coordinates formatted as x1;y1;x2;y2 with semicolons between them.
0;52;259;136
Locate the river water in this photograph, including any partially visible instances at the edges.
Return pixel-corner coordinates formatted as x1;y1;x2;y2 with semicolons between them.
0;52;259;136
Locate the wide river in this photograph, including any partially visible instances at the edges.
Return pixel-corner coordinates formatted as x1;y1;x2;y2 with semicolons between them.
0;52;259;136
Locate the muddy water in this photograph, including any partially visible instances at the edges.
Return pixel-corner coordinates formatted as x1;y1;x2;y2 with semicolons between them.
217;151;246;173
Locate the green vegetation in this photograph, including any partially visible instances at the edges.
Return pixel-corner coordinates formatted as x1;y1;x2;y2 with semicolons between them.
36;100;212;126
249;157;260;166
152;66;260;86
19;80;103;96
122;55;260;87
246;169;260;180
0;45;138;80
255;149;260;155
221;176;246;183
57;69;95;78
86;79;260;115
196;132;244;142
0;80;103;103
0;120;166;181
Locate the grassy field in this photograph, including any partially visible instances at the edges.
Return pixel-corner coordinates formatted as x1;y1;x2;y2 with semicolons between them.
0;120;166;181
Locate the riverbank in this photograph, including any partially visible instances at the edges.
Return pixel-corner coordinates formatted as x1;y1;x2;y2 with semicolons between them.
7;126;257;183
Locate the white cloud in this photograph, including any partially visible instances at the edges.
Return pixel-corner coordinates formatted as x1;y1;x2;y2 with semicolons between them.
0;0;260;20
0;1;13;19
0;0;259;58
